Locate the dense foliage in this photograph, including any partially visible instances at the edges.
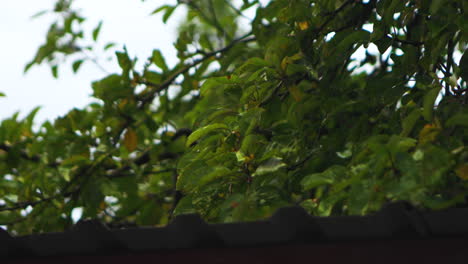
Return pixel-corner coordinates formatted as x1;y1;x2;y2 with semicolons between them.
0;0;467;235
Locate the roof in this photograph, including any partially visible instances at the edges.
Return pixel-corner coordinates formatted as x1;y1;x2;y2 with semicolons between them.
2;201;468;263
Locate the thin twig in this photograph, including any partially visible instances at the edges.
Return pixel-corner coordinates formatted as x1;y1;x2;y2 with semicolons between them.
0;29;256;216
317;0;354;33
445;38;455;95
187;1;232;40
0;142;59;168
392;37;424;46
287;117;326;171
137;32;256;106
223;0;250;20
82;49;111;74
0;190;75;212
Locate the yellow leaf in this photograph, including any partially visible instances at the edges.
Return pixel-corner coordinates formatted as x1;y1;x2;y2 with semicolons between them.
298;21;309;30
456;164;468;180
289;85;304;102
123;128;138;152
418;123;441;145
118;98;129;110
21;129;32;138
289;52;304;61
99;201;107;210
280;52;303;71
280;56;291;71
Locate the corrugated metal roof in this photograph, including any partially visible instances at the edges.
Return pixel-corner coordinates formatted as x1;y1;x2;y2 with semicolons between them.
2;201;468;263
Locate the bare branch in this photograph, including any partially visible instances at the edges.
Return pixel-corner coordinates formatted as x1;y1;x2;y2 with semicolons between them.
392;37;424;46
0;190;75;212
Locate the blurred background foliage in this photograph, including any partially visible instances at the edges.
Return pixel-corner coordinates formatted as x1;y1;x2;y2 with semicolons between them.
0;0;467;235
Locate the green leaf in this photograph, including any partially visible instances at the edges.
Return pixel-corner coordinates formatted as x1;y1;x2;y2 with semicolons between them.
61;155;90;167
254;157;286;176
205;109;238;124
24;61;34;73
163;6;176;23
370;21;385;41
173;195;197;216
401;108;421;137
81;178;104;217
30;10;48;19
186;123;228;147
92;74;130;101
151;5;170;15
430;0;446;13
424;193;466;210
151;50;168;71
446;114;468;127
374;36;392;54
459;51;468;81
383;0;404;25
51;65;58;78
330;30;370;66
104;43;116;50
240;134;265;156
92;21;103;42
0;92;5;97
72;60;84;73
0;211;17;224
6;0;467;234
199;34;214;51
422;145;453;185
317;192;347;216
137;202;162;225
301;165;347;191
24;106;41;129
422;87;441;122
116;48;132;75
199;166;232;186
385;136;418;157
176;160;221;192
237;57;271;73
143;71;162;84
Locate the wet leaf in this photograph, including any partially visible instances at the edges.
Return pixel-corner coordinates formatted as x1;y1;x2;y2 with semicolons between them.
186;123;228;147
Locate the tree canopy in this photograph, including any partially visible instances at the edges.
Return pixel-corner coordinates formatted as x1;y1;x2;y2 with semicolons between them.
0;0;467;235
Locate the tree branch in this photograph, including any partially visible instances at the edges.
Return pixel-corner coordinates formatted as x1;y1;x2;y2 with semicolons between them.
0;190;75;212
0;142;60;168
136;32;256;106
223;0;250;20
186;0;232;40
0;143;39;163
445;37;455;95
317;0;354;33
392;37;424;46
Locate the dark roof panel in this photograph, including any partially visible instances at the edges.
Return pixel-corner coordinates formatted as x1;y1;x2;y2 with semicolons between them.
2;201;468;261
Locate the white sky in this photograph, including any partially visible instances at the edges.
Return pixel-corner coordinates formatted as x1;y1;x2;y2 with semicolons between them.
0;0;183;124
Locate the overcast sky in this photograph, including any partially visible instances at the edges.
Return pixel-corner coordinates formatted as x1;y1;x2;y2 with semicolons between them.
0;0;183;124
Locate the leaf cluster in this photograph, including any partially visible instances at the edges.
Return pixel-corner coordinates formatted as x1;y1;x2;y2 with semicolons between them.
1;0;467;234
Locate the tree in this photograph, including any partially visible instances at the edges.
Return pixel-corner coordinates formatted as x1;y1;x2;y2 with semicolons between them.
0;0;467;235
